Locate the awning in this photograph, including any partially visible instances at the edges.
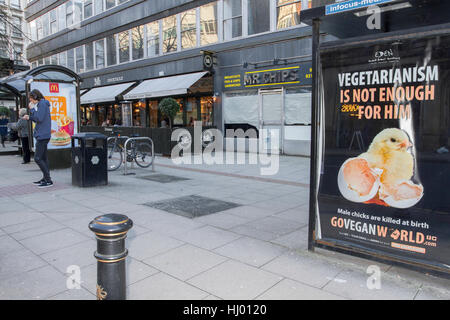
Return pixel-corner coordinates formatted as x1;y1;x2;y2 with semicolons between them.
123;71;208;100
80;82;136;104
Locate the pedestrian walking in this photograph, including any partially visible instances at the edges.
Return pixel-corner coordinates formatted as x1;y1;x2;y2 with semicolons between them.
23;89;53;188
11;108;31;164
0;114;8;148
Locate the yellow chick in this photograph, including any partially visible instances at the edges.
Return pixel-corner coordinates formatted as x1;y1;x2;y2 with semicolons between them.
359;128;414;186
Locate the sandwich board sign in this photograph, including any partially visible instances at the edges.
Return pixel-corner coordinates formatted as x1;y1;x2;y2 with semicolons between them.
30;81;78;150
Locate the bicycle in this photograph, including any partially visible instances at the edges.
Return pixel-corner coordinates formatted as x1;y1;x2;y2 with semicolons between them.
107;128;153;171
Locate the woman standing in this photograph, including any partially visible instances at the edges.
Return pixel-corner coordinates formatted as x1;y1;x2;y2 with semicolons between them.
12;108;30;164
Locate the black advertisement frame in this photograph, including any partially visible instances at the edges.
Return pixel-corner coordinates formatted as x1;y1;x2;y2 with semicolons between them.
308;22;450;279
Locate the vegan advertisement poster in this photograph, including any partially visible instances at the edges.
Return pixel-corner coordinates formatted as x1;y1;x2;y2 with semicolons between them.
317;34;450;270
31;81;78;149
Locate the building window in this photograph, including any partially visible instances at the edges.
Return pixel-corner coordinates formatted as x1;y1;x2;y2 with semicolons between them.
42;13;49;37
85;42;94;71
74;0;83;24
146;21;159;57
248;0;270;35
223;0;242;40
10;0;20;8
162;15;177;53
277;0;301;29
36;17;43;40
75;45;84;73
29;20;37;41
118;0;127;4
66;1;74;26
11;16;21;37
58;4;66;31
95;39;105;68
50;10;57;34
44;56;51;65
106;34;117;66
94;0;103;15
67;49;75;70
181;9;197;50
131;26;144;60
50;54;58;65
118;31;130;63
200;2;218;45
106;0;115;10
84;0;93;19
59;51;67;67
13;43;23;63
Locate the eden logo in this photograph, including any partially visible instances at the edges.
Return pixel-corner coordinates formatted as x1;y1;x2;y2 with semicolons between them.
49;83;59;93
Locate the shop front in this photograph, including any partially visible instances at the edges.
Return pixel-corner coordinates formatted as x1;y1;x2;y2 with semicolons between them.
80;71;215;154
221;63;312;156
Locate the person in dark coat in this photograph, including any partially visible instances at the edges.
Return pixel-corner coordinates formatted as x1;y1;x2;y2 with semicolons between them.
0;114;8;148
23;89;53;188
12;108;31;164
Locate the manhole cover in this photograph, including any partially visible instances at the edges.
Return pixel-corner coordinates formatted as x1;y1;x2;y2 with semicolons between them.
143;195;241;218
137;174;190;183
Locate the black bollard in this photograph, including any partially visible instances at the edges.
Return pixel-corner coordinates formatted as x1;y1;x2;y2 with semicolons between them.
89;214;133;300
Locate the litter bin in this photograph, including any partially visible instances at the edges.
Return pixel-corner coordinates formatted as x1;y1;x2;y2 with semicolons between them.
72;132;108;187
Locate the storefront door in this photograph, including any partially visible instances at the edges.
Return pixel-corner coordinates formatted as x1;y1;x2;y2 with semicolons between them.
259;89;283;153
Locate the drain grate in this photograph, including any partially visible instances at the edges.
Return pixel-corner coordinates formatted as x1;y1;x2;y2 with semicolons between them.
143;195;241;218
137;174;190;183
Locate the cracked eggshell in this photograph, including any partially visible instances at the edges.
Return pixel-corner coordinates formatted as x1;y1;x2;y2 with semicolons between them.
338;157;381;203
379;181;424;209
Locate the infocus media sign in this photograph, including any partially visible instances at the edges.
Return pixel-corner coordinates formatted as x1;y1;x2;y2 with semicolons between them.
325;0;394;15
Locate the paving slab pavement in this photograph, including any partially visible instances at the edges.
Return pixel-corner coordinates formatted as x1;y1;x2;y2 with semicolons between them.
0;154;449;300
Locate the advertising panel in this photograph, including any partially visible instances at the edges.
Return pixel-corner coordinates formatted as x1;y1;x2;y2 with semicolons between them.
31;81;78;149
317;33;450;271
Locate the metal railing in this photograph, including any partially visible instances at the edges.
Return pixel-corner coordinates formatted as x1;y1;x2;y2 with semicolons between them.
123;137;155;175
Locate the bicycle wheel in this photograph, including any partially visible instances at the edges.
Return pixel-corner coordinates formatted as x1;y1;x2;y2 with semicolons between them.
135;142;153;168
107;140;123;171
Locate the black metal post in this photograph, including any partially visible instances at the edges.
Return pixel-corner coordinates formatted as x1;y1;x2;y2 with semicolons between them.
308;18;321;252
89;214;133;300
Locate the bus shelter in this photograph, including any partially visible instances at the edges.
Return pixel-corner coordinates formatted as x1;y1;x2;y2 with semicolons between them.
303;0;450;277
0;65;81;168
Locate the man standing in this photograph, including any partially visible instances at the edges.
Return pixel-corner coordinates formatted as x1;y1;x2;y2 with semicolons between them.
0;114;8;148
12;108;31;164
24;89;53;188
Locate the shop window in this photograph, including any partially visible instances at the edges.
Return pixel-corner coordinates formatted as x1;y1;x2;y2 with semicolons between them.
84;0;93;19
114;104;122;125
223;0;242;40
201;96;214;126
50;10;57;34
106;0;116;10
67;48;75;71
173;98;184;126
59;51;67;67
148;100;158;128
163;15;177;53
58;5;66;31
95;39;105;69
98;106;106;126
248;0;270;35
94;0;104;15
106;35;117;66
277;0;301;29
132;26;144;60
75;45;84;73
186;97;198;126
80;106;87;125
119;31;130;63
85;42;94;71
223;91;259;128
284;87;311;125
200;2;218;45
146;21;159;57
66;1;74;26
132;101;146;127
181;9;197;50
86;105;95;125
